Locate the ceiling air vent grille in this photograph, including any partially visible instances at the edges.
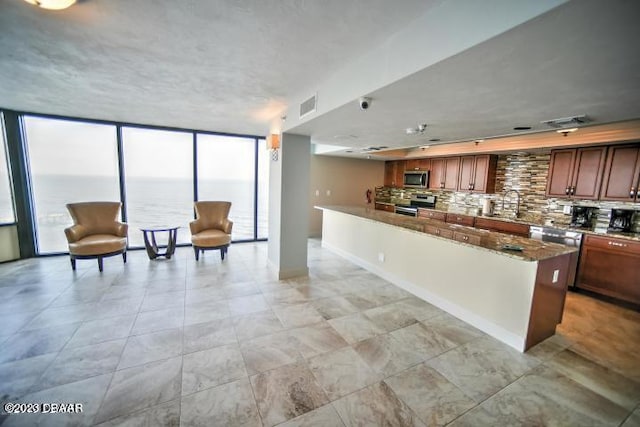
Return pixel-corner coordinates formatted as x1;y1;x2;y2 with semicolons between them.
299;94;317;119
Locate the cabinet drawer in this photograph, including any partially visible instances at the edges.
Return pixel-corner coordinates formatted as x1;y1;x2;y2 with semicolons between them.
445;213;475;227
418;209;446;221
424;225;453;239
583;234;640;254
474;217;530;237
453;231;482;245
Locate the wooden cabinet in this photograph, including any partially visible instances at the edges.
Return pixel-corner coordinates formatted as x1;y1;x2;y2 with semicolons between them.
374;202;394;213
600;144;640;201
445;213;475;227
458;155;497;193
474;217;530;237
424;224;453;239
429;157;460;190
453;231;482;245
384;161;405;187
417;208;446;221
405;158;430;171
576;234;640;304
546;147;607;199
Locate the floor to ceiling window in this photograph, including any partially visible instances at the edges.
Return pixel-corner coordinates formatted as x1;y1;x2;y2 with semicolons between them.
257;139;269;239
24;116;120;253
0;115;16;224
122;127;194;247
8;111;269;255
196;134;256;241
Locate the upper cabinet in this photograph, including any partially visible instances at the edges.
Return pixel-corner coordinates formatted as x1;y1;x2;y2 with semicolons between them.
458;155;497;193
429;157;460;190
600;144;640;202
384;160;405;187
405;158;430;171
546;147;607;199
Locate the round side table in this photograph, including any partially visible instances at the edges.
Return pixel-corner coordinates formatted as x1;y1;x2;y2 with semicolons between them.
140;226;180;260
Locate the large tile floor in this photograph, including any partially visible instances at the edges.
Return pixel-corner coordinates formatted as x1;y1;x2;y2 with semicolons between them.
0;239;639;426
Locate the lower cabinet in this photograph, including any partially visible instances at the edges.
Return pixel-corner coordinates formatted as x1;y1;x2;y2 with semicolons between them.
474;217;530;237
445;213;475;227
374;202;394;213
424;224;453;239
576;234;640;304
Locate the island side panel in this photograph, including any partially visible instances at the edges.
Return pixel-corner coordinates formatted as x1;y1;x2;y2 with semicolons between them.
525;253;571;350
321;209;539;351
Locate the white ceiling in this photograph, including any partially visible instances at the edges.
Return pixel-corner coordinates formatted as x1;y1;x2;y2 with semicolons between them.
0;0;439;136
1;0;639;154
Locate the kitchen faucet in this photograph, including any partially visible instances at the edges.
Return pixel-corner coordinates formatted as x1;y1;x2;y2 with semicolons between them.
502;189;521;218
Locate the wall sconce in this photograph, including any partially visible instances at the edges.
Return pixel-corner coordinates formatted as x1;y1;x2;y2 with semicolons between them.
266;134;280;161
24;0;77;10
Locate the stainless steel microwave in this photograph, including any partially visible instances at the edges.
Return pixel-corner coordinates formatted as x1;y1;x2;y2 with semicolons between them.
403;171;429;188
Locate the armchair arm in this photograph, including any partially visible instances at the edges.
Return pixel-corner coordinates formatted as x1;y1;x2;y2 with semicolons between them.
222;219;233;234
64;224;89;243
114;222;128;238
189;219;203;235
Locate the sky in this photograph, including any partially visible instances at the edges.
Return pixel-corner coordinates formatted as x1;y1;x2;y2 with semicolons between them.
24;116;267;181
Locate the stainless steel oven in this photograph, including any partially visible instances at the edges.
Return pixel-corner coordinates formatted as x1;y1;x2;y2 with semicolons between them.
394;206;418;217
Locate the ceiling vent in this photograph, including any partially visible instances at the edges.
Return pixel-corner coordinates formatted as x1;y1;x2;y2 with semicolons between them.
360;146;388;152
541;114;591;128
299;94;317;119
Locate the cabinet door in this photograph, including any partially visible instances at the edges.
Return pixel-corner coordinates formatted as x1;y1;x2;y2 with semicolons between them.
472;155;497;193
443;157;460;190
571;147;606;200
577;235;640;304
405;159;420;171
429;158;445;189
546;150;576;198
600;145;640;201
418;158;431;171
395;161;405;187
458;156;475;191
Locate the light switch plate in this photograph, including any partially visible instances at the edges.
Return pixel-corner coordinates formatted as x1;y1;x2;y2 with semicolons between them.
552;269;559;283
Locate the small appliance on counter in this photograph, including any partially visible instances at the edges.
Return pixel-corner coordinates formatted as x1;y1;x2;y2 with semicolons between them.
482;199;495;216
608;209;635;232
570;206;598;229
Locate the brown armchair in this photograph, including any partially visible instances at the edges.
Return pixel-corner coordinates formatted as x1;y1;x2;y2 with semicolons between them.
190;201;233;261
64;202;128;272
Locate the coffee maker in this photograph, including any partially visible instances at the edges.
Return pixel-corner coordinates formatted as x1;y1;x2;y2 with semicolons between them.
570;206;597;229
608;209;635;232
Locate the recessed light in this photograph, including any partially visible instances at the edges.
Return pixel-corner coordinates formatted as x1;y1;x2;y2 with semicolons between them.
556;128;578;136
428;138;440;142
345;150;353;153
513;126;531;130
420;145;430;150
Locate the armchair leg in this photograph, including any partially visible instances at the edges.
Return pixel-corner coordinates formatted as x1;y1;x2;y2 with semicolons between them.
122;252;127;263
194;247;200;261
70;256;76;271
220;248;225;260
98;257;104;273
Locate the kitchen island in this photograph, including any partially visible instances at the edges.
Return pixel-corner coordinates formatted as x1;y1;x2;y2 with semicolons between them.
317;205;578;352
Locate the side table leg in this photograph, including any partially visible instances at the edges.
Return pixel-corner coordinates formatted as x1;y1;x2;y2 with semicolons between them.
143;231;158;260
166;229;178;259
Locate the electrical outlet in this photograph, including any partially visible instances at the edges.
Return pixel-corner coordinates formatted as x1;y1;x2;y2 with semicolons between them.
552;269;559;283
315;189;319;197
326;190;331;196
563;205;572;215
378;252;385;262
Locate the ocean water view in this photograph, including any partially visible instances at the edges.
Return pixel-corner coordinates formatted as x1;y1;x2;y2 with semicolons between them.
31;175;268;253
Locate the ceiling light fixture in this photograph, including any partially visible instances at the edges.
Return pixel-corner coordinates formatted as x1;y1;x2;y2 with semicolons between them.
557;127;578;137
23;0;76;10
406;123;427;135
542;114;591;128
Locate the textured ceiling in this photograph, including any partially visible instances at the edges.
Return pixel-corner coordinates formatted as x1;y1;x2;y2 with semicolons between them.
0;0;438;135
291;0;640;156
1;0;638;154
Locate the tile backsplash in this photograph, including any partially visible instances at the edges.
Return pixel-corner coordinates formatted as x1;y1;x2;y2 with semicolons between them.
376;150;640;232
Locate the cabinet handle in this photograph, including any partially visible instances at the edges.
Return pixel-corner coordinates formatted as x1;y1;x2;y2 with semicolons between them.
435;229;440;235
565;187;570;195
462;235;469;241
608;241;627;248
570;186;575;195
630;188;636;199
471;183;475;190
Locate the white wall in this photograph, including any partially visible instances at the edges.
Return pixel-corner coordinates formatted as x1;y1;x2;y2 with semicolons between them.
309;155;384;237
0;225;20;262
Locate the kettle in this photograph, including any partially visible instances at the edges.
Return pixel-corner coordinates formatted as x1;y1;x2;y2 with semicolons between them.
482;199;495;216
